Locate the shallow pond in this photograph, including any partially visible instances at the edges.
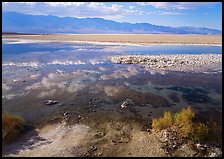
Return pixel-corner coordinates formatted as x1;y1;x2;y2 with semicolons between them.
2;40;222;130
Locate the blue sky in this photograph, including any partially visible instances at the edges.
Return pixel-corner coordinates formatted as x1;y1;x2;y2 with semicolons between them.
2;2;222;30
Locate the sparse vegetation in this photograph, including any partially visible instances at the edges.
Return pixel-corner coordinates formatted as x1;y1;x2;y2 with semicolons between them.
151;111;173;130
152;107;209;143
2;112;24;143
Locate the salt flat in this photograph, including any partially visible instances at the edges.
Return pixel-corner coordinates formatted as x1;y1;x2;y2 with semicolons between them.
3;34;222;45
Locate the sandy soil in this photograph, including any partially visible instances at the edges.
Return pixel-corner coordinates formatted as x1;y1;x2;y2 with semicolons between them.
3;117;212;157
0;119;174;157
2;34;222;45
2;121;90;157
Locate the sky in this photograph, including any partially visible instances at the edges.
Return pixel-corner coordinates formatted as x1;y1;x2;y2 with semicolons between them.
2;2;222;30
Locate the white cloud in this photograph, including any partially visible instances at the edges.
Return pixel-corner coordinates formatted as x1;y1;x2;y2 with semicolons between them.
98;66;107;72
2;61;42;68
44;2;85;7
30;73;40;79
25;70;98;95
2;2;133;20
145;10;185;16
100;65;139;80
160;11;183;15
47;60;85;65
129;6;135;10
3;93;26;100
104;86;120;96
89;59;105;65
17;2;37;5
136;2;217;10
2;83;11;91
38;89;56;98
3;94;17;100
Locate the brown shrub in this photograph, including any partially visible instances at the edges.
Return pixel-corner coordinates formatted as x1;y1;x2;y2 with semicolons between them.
191;123;209;142
2;112;24;143
152;107;209;143
174;107;195;126
152;111;173;131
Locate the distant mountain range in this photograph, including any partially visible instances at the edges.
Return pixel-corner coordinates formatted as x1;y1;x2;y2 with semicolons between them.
2;12;222;35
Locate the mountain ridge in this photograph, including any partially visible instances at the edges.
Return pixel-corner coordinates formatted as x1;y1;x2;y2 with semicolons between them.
2;12;222;35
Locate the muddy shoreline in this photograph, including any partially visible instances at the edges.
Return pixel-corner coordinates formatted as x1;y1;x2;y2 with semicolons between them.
3;81;222;157
3;110;222;157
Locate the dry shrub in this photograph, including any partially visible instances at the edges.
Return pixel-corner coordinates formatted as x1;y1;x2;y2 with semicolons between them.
151;107;209;143
2;112;24;143
174;107;195;126
152;111;173;131
173;107;195;138
191;123;209;142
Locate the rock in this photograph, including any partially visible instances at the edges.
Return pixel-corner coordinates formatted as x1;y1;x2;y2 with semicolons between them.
23;80;26;82
209;153;217;157
64;112;69;116
208;147;222;157
196;143;201;149
120;99;135;109
95;131;104;138
97;152;103;156
108;54;222;73
84;153;91;157
121;102;128;108
90;146;97;151
196;143;207;151
120;130;125;135
45;100;59;105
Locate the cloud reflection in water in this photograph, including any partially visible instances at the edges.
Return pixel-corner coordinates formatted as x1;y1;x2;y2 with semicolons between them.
25;70;98;98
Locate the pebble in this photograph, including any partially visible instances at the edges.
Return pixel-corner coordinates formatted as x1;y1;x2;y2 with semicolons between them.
120;99;135;109
109;54;221;72
121;102;128;108
90;146;97;151
120;130;125;135
45;100;59;105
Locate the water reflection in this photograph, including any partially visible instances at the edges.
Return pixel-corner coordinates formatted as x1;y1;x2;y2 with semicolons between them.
24;70;98;97
2;40;222;125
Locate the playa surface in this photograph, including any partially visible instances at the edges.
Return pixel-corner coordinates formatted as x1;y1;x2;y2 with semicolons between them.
2;34;222;45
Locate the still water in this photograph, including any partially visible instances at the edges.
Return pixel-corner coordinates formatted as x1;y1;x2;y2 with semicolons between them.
2;40;222;129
